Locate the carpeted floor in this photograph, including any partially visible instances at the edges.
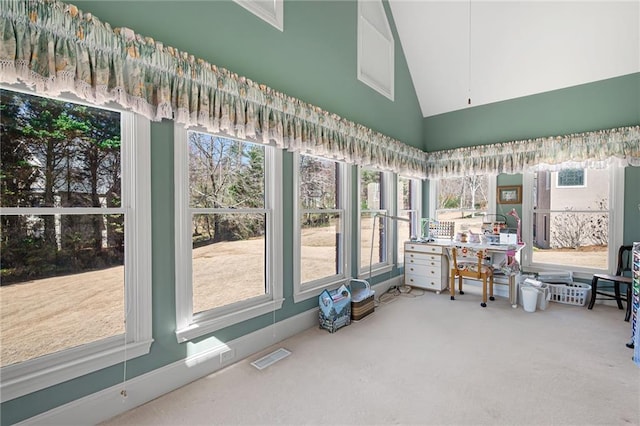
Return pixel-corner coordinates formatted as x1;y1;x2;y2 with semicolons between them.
102;286;640;425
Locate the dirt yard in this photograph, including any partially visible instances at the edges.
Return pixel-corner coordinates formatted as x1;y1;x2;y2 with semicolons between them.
0;218;606;367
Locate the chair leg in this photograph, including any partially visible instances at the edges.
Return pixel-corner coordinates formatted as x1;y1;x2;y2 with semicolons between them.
458;275;464;295
450;270;456;300
588;276;598;310
489;275;495;301
481;277;487;307
614;282;623;309
625;284;632;322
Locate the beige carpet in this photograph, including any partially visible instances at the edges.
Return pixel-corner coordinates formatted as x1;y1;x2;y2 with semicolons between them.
102;286;640;425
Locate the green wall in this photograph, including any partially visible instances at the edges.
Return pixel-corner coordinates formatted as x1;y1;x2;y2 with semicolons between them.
423;73;640;151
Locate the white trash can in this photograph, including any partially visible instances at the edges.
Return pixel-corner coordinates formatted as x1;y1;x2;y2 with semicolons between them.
521;286;539;313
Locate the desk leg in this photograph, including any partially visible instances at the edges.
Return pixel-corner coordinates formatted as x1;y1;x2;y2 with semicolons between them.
509;274;517;308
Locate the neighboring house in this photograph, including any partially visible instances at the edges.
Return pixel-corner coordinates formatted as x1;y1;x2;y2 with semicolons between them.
534;168;609;249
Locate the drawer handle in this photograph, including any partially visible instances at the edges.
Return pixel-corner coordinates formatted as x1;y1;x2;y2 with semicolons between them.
410;268;414;271
410;278;414;282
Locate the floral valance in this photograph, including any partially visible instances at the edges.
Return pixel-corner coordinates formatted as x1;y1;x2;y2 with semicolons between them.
425;125;640;179
0;0;428;178
1;0;638;181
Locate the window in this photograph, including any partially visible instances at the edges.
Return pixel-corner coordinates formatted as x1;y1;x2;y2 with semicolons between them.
522;166;623;275
293;154;350;301
557;168;586;187
174;128;282;342
397;176;421;265
0;87;152;401
359;168;392;276
429;175;495;236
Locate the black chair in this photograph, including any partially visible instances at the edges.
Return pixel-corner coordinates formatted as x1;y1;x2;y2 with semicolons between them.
588;245;633;321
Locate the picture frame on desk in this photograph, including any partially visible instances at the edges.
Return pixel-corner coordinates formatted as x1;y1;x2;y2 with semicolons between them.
497;185;522;204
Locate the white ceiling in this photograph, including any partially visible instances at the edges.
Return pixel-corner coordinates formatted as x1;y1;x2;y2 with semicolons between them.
388;1;640;118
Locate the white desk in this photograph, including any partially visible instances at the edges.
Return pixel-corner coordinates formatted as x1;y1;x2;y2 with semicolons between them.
404;239;525;307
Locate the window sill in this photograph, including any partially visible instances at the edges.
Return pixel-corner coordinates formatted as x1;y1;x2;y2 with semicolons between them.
293;277;349;303
176;298;285;343
1;337;153;402
358;264;393;280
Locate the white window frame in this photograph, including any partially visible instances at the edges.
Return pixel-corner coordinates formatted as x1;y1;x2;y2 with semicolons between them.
357;0;395;100
358;167;393;278
174;126;283;343
292;153;351;302
521;166;624;279
0;85;152;402
397;176;422;266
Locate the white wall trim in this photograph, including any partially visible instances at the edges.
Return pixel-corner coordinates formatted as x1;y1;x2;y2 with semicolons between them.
357;0;394;100
233;0;284;32
18;275;402;425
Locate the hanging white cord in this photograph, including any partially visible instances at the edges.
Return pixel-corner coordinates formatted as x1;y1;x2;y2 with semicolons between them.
120;282;130;399
468;0;472;105
369;213;377;283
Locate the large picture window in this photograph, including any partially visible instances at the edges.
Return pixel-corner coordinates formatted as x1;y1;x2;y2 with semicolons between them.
0;87;152;401
293;154;350;301
523;167;623;275
174;129;282;342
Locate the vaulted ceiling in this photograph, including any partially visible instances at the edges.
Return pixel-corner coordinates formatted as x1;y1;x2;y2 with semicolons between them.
388;1;640;118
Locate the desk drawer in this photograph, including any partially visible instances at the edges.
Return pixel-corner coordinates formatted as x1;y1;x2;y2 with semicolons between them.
405;253;441;266
404;243;444;254
405;273;446;291
405;263;441;278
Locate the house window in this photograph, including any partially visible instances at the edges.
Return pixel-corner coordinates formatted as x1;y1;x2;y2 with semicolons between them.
397;176;421;265
0;87;152;401
523;166;623;275
429;175;495;236
293;154;350;302
359;167;392;276
174;128;283;342
557;168;586;187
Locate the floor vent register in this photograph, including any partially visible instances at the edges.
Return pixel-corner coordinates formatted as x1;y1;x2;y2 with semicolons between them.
251;348;291;370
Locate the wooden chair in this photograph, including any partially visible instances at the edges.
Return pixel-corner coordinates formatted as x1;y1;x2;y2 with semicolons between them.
588;245;633;321
449;247;494;307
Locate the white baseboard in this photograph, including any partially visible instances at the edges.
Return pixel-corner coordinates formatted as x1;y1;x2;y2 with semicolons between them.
372;275;403;297
18;276;401;425
18;309;318;426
